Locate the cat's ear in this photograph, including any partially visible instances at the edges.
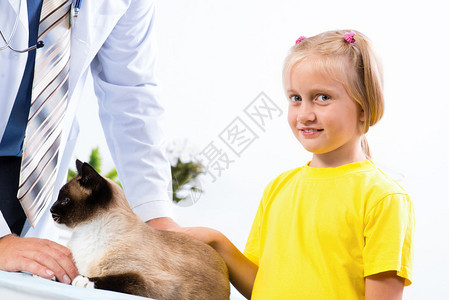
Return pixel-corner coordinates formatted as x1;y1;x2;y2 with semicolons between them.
78;161;104;190
76;159;84;175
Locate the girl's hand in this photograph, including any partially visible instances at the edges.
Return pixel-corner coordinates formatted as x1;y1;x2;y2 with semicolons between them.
170;226;258;299
146;217;180;231
171;226;218;245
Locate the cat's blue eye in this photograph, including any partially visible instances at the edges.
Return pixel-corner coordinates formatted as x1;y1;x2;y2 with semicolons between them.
62;197;71;205
316;94;330;102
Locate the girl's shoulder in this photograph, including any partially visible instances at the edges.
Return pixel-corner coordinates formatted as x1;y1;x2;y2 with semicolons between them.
360;165;412;215
261;166;306;197
269;166;305;185
365;165;408;195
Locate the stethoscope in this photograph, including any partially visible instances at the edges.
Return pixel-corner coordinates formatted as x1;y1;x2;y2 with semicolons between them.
0;0;44;53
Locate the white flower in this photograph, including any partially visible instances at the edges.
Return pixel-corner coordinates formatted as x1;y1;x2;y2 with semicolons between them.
166;139;201;166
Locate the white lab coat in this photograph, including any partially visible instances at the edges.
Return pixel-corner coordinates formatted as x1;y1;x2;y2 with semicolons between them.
0;0;173;242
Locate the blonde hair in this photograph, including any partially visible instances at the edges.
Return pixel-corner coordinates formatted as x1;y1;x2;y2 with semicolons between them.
283;30;384;159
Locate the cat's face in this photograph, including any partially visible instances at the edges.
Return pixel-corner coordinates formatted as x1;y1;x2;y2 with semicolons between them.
50;160;113;228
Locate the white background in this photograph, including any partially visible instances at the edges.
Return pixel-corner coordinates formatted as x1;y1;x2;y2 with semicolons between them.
74;1;449;299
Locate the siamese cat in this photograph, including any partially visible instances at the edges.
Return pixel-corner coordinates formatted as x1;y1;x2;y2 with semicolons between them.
50;160;230;300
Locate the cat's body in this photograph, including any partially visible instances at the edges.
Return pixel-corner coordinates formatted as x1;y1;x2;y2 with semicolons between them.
51;160;230;300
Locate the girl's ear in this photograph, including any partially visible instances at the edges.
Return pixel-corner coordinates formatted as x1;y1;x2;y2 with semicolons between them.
359;109;366;122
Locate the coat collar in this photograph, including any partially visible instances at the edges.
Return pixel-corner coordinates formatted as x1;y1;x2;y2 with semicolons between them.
4;0;28;37
68;0;130;95
0;0;29;139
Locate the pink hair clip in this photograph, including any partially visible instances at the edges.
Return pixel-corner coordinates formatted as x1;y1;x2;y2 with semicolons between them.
295;36;306;44
344;31;356;43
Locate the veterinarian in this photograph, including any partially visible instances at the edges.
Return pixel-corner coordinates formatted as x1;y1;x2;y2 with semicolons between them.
0;0;177;284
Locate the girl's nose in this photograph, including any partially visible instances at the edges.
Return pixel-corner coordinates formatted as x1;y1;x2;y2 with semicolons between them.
297;103;316;124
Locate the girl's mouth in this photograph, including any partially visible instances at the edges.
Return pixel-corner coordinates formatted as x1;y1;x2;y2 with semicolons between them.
300;128;323;136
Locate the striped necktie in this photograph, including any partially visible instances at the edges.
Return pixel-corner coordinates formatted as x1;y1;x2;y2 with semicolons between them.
17;0;72;227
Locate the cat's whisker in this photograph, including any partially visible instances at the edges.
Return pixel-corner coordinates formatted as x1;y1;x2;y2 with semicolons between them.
51;213;61;223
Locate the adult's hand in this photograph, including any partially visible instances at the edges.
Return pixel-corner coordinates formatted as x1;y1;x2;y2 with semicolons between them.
0;234;78;284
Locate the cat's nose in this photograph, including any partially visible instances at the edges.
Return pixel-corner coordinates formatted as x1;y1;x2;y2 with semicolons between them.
50;202;61;217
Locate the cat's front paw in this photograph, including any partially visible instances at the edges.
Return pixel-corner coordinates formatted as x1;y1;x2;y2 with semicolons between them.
72;275;95;289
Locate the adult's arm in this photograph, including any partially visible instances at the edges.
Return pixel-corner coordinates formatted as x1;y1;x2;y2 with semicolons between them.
90;0;173;223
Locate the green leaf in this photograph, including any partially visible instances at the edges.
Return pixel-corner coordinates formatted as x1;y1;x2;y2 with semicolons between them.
66;144;204;205
89;147;101;174
104;168;118;180
67;168;77;182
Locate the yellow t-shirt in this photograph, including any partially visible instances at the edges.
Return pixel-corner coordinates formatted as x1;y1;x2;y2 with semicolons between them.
244;160;414;299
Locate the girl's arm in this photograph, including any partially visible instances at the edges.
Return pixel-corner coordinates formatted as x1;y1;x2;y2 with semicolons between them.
175;227;258;299
365;271;405;300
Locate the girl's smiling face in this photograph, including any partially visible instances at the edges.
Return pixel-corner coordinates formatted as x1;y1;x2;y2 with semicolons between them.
286;60;366;167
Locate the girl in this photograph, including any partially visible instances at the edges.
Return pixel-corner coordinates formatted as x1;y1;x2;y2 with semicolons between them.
176;30;414;299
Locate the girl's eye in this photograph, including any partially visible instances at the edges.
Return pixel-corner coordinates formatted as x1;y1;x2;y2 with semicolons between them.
290;95;301;102
316;94;330;101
